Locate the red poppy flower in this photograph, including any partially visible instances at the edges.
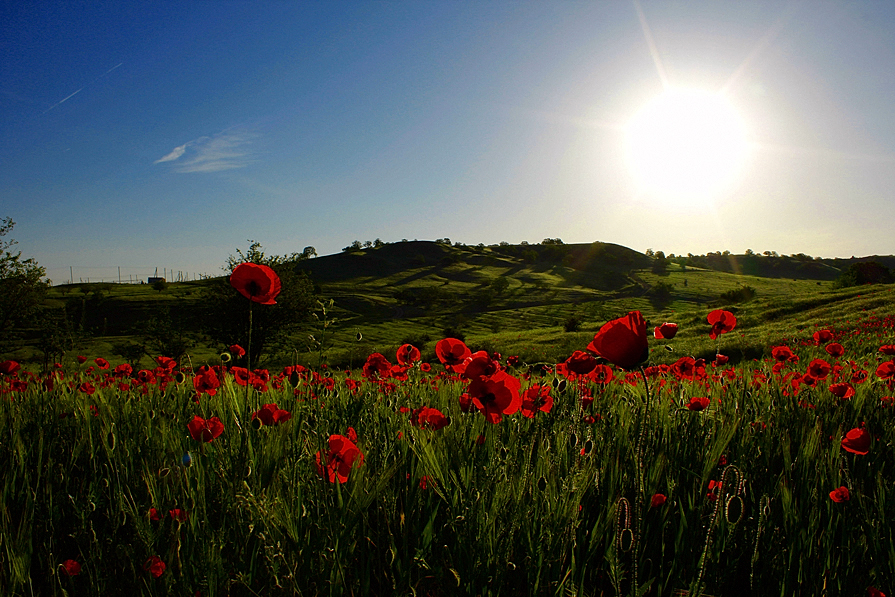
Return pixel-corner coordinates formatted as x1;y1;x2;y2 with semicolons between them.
841;427;871;455
589;364;615;384
193;368;220;396
586;311;649;370
771;345;797;362
78;382;96;395
315;434;364;483
94;357;110;370
707;310;736;340
686;396;710;411
411;406;451;430
76;355;88;364
229;263;281;305
461;351;500;380
672;356;698;381
143;555;166;578
435;338;472;373
650;493;667;508
420;362;432;373
0;360;21;375
807;358;832;380
829;486;850;503
813;329;834;345
564;350;598;375
113;363;133;377
362;353;391;379
880;345;895;356
229;344;246;358
868;587;887;597
187;415;225;443
467;370;522;424
396;344;421;366
712;354;729;366
61;559;81;576
829;382;855;400
824;343;845;358
149;508;161;521
169;508;188;522
251;403;292;426
653;322;678;339
876;360;895;380
520;385;553;418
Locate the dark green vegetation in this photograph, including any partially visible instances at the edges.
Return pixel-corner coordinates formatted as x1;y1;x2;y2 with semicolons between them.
3;240;894;369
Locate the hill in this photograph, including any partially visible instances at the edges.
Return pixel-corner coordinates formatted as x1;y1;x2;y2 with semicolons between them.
6;240;895;370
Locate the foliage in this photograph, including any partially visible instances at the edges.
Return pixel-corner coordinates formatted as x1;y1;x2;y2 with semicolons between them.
834;261;894;288
0;217;49;352
716;284;757;305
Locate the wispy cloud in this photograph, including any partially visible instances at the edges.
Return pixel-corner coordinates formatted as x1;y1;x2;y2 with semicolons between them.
154;129;258;173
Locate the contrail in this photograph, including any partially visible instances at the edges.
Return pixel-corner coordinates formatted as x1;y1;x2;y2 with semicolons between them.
42;88;83;114
40;62;123;115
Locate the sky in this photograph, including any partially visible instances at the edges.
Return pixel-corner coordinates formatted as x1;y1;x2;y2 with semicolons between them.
3;1;895;284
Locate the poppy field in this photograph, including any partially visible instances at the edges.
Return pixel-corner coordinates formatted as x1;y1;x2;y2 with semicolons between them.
2;264;895;596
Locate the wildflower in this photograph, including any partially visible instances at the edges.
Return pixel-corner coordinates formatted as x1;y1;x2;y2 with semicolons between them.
229;263;281;305
829;382;855;400
841;427;871;455
169;509;188;522
829;486;850;502
315;435;364;483
586;311;649;370
564;350;598;375
0;360;21;375
362;353;391;379
771;345;798;363
650;493;667;508
707;310;737;340
825;343;845;358
653;322;678;339
813;329;834;345
187;415;225;443
807;359;832;380
251;403;292;427
411;406;451;430
467;370;522;424
94;357;110;370
143;555;166;578
520;385;553;418
61;559;81;576
396;343;421;366
193;367;220;396
229;344;246;357
435;337;472;373
149;508;161;521
686;396;710;411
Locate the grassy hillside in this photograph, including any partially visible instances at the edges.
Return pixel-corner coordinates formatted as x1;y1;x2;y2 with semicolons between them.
6;241;894;370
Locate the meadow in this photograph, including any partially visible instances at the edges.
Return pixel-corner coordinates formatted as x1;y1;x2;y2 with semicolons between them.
2;272;895;595
2;245;895;596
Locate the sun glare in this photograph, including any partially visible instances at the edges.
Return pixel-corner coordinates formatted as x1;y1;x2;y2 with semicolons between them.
625;88;749;205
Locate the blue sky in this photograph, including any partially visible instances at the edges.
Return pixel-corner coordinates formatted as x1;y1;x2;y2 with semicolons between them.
3;1;895;283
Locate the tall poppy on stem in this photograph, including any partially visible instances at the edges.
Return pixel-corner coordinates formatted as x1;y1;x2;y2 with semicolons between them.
230;262;281;374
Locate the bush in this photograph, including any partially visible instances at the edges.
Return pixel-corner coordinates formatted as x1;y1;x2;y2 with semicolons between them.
563;315;582;332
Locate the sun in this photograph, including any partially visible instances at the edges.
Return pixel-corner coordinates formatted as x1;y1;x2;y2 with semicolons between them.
625;87;749;205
